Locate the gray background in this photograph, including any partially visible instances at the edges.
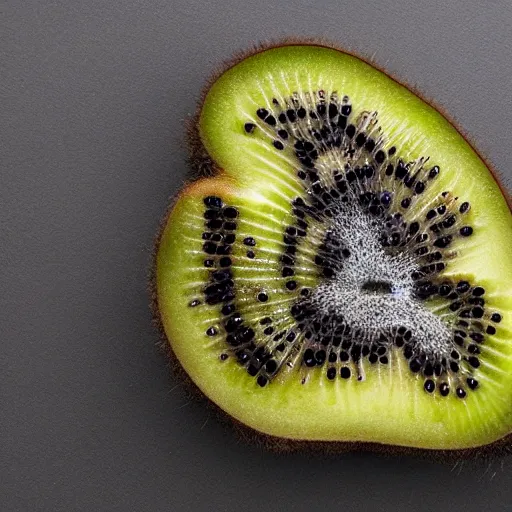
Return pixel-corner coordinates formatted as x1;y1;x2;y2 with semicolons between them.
2;0;512;510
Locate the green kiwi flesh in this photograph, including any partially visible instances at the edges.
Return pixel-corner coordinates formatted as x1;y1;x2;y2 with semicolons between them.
155;44;512;450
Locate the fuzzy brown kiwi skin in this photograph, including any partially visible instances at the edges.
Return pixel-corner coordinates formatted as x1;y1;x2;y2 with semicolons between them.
152;38;512;458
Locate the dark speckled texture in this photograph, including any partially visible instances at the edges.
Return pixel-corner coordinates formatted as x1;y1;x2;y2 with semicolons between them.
1;0;511;510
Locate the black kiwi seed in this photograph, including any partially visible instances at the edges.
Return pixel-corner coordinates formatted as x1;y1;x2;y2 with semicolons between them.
340;104;351;116
257;375;268;387
375;150;386;163
340;367;351;379
208;219;223;229
395;162;407;179
223;207;238;219
282;267;295;277
339;351;349;362
219;257;232;267
472;307;484;318
243;237;256;246
439;383;450;397
423;363;434;376
303;349;315;367
223;221;237;231
467;377;479;390
456;281;470;293
265;115;277;126
204;209;220;220
265;360;278;373
456;388;467;399
222;304;235;315
469;332;484;343
203;196;223;209
491;312;502;323
256;108;269;119
459;201;470;213
414;182;425;194
247;364;258;376
426;209;436;220
424;380;435;393
428;166;440;179
401;198;411;209
345;125;356;138
203;242;217;254
315;350;326;364
326;367;337;380
407;223;420;237
409;358;422;373
467;356;480;368
439;284;451;296
328;103;338;118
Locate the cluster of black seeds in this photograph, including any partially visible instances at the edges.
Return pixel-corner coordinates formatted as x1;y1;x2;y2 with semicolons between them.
198;196;281;387
185;91;503;396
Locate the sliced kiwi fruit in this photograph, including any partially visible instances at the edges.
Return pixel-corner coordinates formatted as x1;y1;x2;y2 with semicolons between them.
154;43;512;451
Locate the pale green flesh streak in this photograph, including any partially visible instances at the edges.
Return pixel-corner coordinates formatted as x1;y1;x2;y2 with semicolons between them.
158;46;512;448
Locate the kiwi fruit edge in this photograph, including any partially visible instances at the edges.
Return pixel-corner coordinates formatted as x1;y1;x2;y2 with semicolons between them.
150;37;512;460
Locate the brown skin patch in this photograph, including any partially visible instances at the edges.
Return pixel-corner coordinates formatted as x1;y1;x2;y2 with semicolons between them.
169;174;237;202
153;38;512;457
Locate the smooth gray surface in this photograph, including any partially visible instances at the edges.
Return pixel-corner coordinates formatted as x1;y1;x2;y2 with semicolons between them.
2;1;512;510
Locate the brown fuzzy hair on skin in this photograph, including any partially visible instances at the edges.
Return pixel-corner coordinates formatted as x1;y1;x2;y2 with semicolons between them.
152;38;511;460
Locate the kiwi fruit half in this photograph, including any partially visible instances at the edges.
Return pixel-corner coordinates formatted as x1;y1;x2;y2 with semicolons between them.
154;43;512;451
